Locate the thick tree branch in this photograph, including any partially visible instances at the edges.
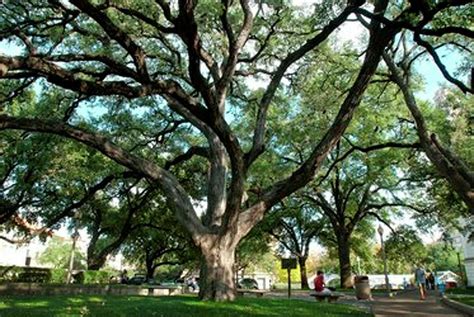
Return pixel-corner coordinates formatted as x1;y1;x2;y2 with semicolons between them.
70;0;150;80
164;146;209;169
383;52;474;210
245;3;365;167
0;114;207;239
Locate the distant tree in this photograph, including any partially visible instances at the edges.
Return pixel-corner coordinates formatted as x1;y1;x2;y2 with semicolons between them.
426;242;464;273
263;199;324;289
122;206;196;280
82;182;155;270
305;144;424;287
38;236;86;270
235;225;272;271
383;226;427;274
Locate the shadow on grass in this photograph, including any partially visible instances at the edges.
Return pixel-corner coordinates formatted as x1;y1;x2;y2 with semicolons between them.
0;294;371;317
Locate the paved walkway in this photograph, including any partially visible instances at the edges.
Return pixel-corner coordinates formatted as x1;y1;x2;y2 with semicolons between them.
371;290;467;316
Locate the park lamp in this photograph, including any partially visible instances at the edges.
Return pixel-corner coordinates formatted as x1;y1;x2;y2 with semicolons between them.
377;224;390;293
71;229;80;240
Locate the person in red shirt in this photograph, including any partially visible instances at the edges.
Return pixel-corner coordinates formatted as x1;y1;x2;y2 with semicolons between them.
314;270;331;293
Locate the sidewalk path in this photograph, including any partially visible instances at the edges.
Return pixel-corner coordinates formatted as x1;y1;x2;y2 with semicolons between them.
371;290;467;316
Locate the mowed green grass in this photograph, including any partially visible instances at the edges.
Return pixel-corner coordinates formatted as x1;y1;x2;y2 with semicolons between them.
0;295;371;317
446;287;474;296
446;288;474;307
453;296;474;307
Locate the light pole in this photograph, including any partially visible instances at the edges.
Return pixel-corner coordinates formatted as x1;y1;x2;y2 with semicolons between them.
452;236;465;286
66;229;80;284
25;249;31;267
378;225;390;293
356;256;361;275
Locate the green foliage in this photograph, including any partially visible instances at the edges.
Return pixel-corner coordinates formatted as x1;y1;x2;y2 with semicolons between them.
38;236;86;270
276;265;303;283
50;268;67;284
16;268;52;283
236;225;274;274
384;226;427;274
0;266;51;283
121;203;197;279
425;243;463;273
83;270;114;284
0;295;371;317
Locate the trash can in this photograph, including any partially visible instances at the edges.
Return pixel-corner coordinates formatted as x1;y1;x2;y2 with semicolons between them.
354;275;371;300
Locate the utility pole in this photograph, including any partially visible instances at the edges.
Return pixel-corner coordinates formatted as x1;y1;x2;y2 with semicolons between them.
378;225;390;293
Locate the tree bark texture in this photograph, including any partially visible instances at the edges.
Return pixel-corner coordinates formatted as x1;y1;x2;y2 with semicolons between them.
146;260;156;280
338;235;353;289
298;256;309;289
198;237;236;301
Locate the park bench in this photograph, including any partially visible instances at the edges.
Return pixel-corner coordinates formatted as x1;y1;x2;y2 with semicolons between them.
236;289;268;297
146;285;182;296
310;292;342;303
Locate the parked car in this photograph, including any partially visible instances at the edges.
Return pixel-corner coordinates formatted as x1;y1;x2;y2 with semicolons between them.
128;274;147;285
238;278;258;289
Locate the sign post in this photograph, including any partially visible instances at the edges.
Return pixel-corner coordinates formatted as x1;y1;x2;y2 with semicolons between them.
281;258;297;298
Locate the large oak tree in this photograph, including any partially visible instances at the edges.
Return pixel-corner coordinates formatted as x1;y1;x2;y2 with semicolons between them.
0;0;471;300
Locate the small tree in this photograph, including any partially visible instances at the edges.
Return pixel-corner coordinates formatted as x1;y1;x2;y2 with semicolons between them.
383;226;427;274
264;200;324;289
39;236;86;270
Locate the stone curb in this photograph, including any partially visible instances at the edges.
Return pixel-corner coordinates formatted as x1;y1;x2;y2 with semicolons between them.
441;296;474;317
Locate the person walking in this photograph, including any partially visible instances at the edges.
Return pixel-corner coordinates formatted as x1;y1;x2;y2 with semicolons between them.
415;265;427;300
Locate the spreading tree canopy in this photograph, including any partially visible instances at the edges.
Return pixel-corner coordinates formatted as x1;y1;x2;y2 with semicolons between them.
0;0;472;300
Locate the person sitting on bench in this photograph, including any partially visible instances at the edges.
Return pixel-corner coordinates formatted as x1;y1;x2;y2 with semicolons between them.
314;270;331;294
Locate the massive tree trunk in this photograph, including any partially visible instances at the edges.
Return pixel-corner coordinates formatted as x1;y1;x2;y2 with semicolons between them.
87;225;105;270
198;237;237;301
298;256;309;289
337;234;353;289
145;260;156;280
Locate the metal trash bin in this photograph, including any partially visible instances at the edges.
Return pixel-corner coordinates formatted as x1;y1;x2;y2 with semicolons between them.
354;275;371;300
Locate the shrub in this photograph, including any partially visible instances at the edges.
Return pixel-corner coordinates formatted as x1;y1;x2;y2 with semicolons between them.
0;266;22;283
0;266;52;283
83;270;114;284
50;268;67;283
16;267;52;283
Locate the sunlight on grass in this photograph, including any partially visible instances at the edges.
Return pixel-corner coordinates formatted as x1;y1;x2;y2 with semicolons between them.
14;300;50;308
0;295;371;317
67;297;85;304
87;296;104;302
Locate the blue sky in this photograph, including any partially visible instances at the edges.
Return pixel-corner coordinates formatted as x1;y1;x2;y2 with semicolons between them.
415;51;462;101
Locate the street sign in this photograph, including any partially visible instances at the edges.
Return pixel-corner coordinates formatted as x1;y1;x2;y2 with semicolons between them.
281;258;297;298
281;258;297;270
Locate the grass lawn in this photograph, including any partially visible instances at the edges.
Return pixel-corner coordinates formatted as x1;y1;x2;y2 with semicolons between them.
446;288;474;296
0;295;371;317
446;288;474;307
451;296;474;307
